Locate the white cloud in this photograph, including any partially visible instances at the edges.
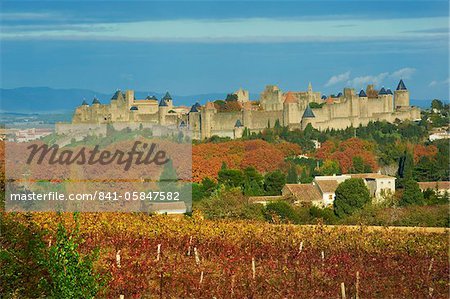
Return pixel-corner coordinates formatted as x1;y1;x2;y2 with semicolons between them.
428;78;450;87
345;67;416;89
390;67;416;79
0;16;447;43
0;12;60;21
347;72;389;88
325;71;351;87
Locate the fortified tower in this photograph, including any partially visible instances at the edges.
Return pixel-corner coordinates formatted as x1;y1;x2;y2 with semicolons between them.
394;79;409;108
158;98;169;125
283;92;300;127
201;102;216;139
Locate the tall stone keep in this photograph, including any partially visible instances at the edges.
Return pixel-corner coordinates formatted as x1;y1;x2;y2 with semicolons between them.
394;79;409;108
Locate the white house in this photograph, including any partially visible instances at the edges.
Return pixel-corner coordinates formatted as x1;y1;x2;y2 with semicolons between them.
281;173;396;207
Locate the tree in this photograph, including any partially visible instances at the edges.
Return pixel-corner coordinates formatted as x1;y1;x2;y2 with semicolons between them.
243;167;264;196
218;168;244;188
286;165;298;184
264;171;286;195
265;201;300;224
397;151;414;188
431;99;443;111
334;178;370;218
225;93;238;101
319;159;340;176
43;213;104;298
350;156;372;173
400;179;424;206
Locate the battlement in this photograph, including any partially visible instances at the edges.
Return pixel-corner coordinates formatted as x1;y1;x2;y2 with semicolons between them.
61;80;420;140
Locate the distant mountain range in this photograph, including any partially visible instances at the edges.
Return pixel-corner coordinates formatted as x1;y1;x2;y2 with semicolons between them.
0;87;227;113
0;86;434;114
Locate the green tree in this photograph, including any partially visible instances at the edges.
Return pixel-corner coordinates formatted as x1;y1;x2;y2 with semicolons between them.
431;99;443;111
397;151;414;188
286;165;298;184
43;213;104;298
334;178;370;218
400;179;424;206
264;171;286;195
319;159;340;176
218;168;244;188
242;167;264;196
225;93;238;101
265;201;300;224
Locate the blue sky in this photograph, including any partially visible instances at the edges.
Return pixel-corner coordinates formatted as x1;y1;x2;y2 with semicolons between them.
1;1;449;101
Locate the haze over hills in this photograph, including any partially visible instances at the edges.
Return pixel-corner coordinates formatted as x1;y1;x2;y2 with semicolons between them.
0;86;437;114
0;87;227;113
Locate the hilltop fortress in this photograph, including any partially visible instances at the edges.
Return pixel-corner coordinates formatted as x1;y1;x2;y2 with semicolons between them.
56;80;420;140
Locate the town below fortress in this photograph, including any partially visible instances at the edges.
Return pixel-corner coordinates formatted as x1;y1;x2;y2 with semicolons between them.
56;80;421;140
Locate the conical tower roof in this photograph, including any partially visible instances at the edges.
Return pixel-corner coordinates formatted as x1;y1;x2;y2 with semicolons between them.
284;92;297;104
358;89;367;97
302;105;315;118
162;92;172;100
159;98;168;107
189;104;199;113
396;79;407;90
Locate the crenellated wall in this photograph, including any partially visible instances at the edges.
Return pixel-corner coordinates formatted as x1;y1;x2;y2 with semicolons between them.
58;81;421;140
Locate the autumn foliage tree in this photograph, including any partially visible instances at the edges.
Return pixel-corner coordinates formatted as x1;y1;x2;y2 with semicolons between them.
192;140;301;182
315;138;378;174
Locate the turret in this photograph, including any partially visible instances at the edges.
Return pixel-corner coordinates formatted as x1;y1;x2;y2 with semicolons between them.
158;98;169;125
111;90;124;101
283;91;299;126
242;101;252;130
188;104;201;139
92;97;101;106
162;92;173;108
394;79;409;108
233;119;244;139
234;88;249;103
201;102;216;139
125;90;135;108
301;105;315;130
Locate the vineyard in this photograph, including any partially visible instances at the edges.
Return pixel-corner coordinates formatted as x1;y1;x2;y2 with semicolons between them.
2;212;449;298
